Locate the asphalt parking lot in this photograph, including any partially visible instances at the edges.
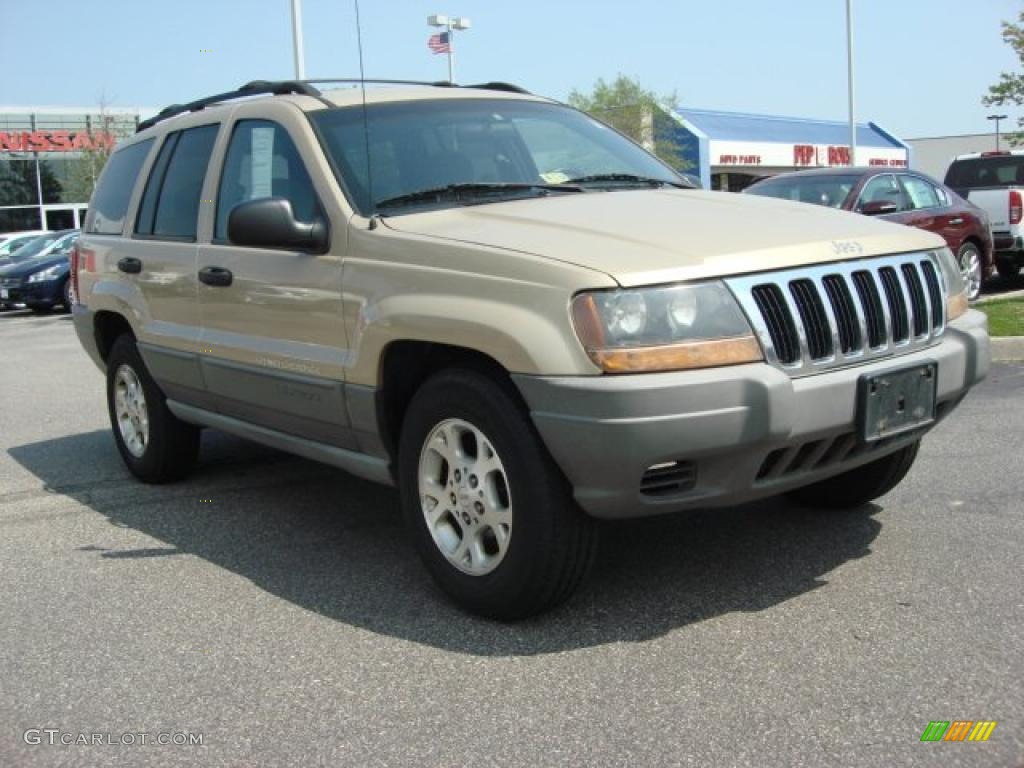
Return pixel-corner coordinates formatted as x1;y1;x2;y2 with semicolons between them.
0;309;1021;768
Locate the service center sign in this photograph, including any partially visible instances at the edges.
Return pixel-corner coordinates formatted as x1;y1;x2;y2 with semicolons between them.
712;140;907;169
0;130;117;153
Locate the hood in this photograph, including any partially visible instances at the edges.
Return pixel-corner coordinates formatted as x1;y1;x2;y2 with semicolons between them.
0;255;68;279
383;189;945;287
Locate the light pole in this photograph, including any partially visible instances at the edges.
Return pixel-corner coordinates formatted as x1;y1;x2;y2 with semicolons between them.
290;0;306;79
427;14;471;83
846;0;856;167
988;114;1008;151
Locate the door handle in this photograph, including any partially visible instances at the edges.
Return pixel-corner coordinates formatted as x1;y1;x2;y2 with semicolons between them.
117;257;142;274
949;217;964;225
198;266;233;287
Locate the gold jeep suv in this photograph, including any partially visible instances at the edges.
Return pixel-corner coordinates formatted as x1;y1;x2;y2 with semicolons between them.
71;80;989;619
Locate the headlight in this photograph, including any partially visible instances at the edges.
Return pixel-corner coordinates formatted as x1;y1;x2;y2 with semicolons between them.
27;264;64;283
934;246;968;321
571;281;763;373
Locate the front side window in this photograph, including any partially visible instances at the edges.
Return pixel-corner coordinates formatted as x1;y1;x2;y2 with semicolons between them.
856;174;907;212
86;138;154;235
215;120;319;241
135;124;219;240
310;99;683;215
899;175;941;210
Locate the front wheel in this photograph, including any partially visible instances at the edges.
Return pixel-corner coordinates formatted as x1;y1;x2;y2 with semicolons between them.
398;368;597;620
957;242;983;301
106;334;199;483
786;441;920;510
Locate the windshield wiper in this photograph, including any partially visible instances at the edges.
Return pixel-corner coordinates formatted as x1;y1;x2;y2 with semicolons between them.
375;182;583;211
563;173;690;189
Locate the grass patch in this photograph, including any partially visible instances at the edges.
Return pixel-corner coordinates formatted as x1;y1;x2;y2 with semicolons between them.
977;298;1024;336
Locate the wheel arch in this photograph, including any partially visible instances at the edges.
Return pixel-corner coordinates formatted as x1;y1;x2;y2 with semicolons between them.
374;340;529;465
93;310;136;365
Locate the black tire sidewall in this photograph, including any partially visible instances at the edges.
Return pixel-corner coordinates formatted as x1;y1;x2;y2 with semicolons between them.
106;335;196;482
398;369;577;616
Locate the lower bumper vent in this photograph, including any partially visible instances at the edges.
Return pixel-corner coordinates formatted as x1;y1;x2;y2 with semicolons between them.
640;461;697;497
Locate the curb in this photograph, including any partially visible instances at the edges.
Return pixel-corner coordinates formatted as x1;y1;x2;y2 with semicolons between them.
991;336;1024;362
976;288;1024;304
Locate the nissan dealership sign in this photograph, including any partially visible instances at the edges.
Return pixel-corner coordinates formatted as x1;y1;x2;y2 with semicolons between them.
0;130;117;153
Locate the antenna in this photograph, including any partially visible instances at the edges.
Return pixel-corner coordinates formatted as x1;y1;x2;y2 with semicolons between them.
353;0;376;227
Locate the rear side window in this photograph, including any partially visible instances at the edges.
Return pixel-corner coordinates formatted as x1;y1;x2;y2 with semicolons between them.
214;120;319;241
85;139;154;235
945;156;1024;191
899;176;941;210
135;124;219;240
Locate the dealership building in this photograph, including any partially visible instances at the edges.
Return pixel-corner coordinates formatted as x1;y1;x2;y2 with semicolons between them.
659;107;911;191
0;106;155;232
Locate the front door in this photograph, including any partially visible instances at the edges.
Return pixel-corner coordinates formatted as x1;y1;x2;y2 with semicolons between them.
196;115;352;448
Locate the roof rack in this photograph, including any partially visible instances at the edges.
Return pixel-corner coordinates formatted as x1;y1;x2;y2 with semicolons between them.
305;78;531;95
136;80;328;133
136;78;534;134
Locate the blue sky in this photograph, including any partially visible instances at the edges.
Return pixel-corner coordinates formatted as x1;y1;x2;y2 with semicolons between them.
1;0;1020;139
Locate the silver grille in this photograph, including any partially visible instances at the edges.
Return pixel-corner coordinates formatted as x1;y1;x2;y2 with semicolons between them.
725;252;947;377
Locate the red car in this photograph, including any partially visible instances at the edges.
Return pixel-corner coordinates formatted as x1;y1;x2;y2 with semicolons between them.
745;168;994;300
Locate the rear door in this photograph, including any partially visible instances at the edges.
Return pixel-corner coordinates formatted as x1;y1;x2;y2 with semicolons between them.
195;104;352;447
128;122;221;408
895;174;944;239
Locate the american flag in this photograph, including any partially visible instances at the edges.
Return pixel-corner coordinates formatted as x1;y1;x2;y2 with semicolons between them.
428;31;451;54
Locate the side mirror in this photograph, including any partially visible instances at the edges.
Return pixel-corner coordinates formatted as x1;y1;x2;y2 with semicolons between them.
227;197;329;253
860;200;898;216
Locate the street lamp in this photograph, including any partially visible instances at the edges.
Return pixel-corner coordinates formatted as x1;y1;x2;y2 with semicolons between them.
988;114;1008;151
427;14;471;83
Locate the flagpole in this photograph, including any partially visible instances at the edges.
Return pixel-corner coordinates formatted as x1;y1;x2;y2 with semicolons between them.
447;18;454;83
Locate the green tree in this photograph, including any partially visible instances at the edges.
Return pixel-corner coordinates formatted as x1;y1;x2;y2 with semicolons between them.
64;103;134;204
568;74;690;171
983;10;1024;145
0;157;62;206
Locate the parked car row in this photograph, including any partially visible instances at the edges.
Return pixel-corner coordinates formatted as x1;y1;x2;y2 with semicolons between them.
743;168;997;301
0;229;79;313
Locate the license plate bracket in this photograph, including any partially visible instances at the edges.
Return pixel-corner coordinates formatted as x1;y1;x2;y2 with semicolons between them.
858;363;937;442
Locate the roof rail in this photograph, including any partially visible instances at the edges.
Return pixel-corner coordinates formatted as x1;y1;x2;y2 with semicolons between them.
136;78;534;134
136;80;328;133
302;78;531;95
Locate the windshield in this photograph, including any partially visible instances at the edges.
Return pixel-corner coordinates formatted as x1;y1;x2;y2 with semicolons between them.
7;233;61;262
945;155;1024;192
310;98;683;215
746;174;861;209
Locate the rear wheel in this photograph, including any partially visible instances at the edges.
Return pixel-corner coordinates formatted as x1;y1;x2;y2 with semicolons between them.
957;242;983;301
786;441;920;510
106;334;199;483
398;368;597;620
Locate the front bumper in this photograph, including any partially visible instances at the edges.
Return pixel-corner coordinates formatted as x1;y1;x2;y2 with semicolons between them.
514;310;989;519
0;279;63;307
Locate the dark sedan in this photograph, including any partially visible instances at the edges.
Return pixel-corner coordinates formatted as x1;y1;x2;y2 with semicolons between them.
0;230;79;313
745;168;994;300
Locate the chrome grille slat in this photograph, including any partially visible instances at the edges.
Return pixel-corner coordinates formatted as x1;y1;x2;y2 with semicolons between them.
725;252;947;378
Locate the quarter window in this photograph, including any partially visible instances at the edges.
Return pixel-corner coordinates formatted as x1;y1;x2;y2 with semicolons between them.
215;120;319;242
135;124;219;240
86;139;154;235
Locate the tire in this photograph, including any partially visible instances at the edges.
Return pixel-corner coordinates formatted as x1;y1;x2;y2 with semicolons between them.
106;334;199;483
996;259;1020;281
957;242;983;301
786;441;920;510
398;367;597;620
61;279;72;312
29;304;52;315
